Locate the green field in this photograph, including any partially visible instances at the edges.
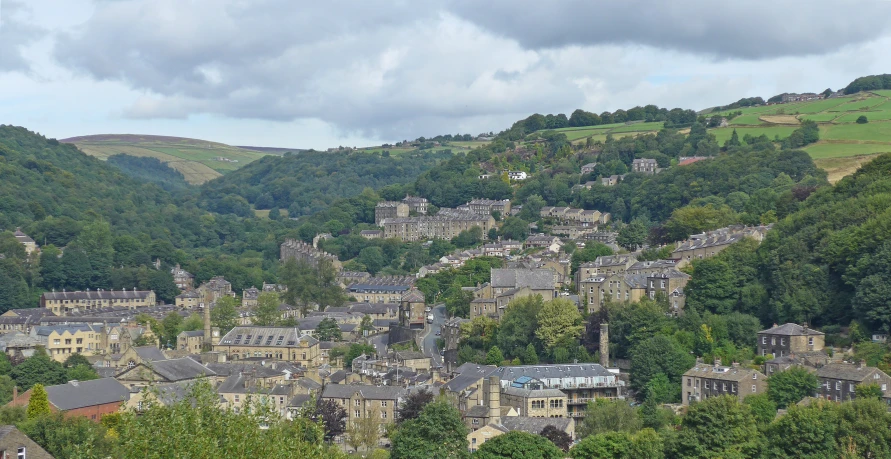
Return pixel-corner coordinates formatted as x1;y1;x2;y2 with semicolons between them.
835;111;891;123
800;112;843;122
804;142;891;159
729;114;767;125
821;122;891;142
611;122;664;133
828;96;885;112
559;127;612;141
711;126;799;144
65;134;275;184
791;97;850;114
871;90;891;97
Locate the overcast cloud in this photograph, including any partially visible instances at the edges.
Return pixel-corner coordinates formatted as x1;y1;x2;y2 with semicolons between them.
0;0;889;148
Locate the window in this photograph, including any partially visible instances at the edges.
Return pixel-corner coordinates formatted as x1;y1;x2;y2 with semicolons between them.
76;338;83;344
381;412;387;419
704;381;709;389
235;395;239;402
722;383;727;391
771;337;776;345
883;384;887;391
762;337;766;345
381;401;388;407
836;381;841;390
355;410;360;418
850;383;855;392
687;379;691;387
752;374;757;380
17;447;25;459
752;385;756;393
472;419;479;425
53;339;60;345
65;339;72;345
780;338;785;346
808;337;814;346
355;399;361;406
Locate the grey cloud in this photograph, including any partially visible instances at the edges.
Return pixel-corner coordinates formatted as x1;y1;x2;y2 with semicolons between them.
447;0;891;59
52;0;587;138
0;0;43;71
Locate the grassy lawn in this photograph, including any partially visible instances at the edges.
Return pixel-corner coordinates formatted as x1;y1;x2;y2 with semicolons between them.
870;90;891;97
804;142;891;159
611;122;664;133
710;126;798;144
821;122;891;142
834;110;891;123
828;96;886;112
729;113;768;125
558;128;613;141
791;97;851;114
800;112;843;122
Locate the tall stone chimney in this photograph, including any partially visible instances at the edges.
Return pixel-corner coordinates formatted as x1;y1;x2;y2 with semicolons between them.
599;323;609;367
488;375;501;426
203;302;212;349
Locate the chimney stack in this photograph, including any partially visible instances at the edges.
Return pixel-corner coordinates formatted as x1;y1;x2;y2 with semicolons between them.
599;323;609;367
488;375;501;426
203;301;212;349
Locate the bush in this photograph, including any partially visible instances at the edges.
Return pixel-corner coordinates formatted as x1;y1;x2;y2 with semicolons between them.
856;115;869;124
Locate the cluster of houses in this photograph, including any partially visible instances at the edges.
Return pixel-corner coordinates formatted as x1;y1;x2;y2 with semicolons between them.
682;323;891;408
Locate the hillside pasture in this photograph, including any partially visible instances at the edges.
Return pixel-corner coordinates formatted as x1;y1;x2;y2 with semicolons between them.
759;115;800;125
804;142;891;159
799;113;843;122
834;110;891;123
729;113;769;125
813;153;886;183
790;97;851;114
610;122;664;133
828;96;886;112
821;122;891;142
64;134;272;184
710;126;798;145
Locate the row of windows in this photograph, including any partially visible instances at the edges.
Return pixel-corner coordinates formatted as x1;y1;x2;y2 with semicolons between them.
760;336;816;346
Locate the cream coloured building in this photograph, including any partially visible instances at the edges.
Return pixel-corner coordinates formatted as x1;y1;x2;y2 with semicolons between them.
214;326;321;368
41;289;156;316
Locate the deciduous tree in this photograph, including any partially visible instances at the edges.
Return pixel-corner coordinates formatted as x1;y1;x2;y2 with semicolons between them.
474;431;563;459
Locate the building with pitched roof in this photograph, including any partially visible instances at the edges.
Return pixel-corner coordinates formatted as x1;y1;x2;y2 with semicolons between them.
0;425;53;459
816;362;891;402
280;239;342;271
495;364;622;418
682;360;767;405
758;323;825;357
402;196;429;215
672;225;771;267
8;378;129;421
13;228;37;255
488;268;557;300
170;264;194;290
375;201;410;225
41;289;156;316
114;357;216;388
30;324;105;362
321;384;406;428
214;326;321;368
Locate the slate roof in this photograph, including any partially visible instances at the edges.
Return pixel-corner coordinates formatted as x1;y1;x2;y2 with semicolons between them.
402;289;425;303
13;228;34;243
816;363;885;382
289;394;314;408
321;384;405;400
445;365;499;392
4;308;53;319
45;378;130;410
502;416;573;435
179;330;205;338
496;364;615;381
218;326;318;347
490;269;555;290
759;323;824;336
502;386;566;398
217;373;291;395
133;345;168;362
465;405;489;417
682;364;765;382
42;289;153;301
147;358;215;381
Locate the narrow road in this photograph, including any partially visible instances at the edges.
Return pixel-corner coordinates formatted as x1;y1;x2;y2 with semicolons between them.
370;333;389;357
421;304;446;367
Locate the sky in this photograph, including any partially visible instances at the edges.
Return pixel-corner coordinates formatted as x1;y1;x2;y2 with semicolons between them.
1;0;890;150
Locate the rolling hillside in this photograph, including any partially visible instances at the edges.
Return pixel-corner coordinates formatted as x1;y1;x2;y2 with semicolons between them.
61;134;286;184
705;91;891;182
